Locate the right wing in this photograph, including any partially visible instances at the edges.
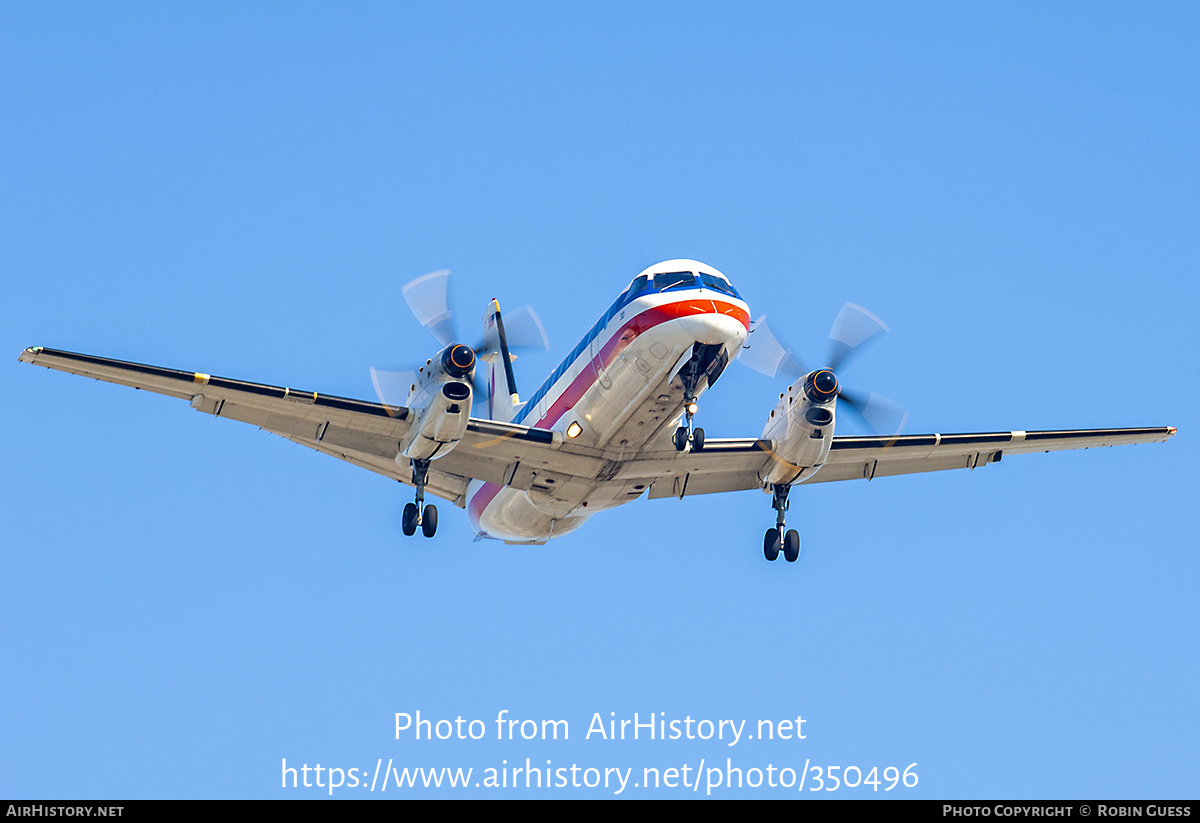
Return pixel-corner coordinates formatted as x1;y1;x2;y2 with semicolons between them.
18;346;569;507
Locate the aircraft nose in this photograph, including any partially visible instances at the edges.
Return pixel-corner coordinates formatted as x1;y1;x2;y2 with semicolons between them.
679;308;749;346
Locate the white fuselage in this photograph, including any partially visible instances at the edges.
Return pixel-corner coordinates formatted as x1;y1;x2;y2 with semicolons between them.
467;262;750;542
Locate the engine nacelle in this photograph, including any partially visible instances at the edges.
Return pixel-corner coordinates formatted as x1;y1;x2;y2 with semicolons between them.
396;344;476;462
759;369;838;486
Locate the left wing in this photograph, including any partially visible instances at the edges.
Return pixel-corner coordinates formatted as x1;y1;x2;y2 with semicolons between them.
18;347;569;507
634;427;1176;499
804;428;1176;484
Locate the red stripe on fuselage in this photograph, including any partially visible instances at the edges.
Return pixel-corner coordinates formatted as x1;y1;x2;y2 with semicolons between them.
467;296;749;533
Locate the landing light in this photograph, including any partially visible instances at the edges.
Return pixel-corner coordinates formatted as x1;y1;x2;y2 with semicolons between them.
687;402;699;415
566;421;583;438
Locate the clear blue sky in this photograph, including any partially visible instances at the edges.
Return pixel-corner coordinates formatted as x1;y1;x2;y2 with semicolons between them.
3;2;1197;799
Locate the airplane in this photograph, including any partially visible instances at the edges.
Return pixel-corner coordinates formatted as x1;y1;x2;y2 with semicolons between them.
19;258;1176;562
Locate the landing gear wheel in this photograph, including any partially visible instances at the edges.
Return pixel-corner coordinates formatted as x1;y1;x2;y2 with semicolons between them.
402;502;419;536
692;427;705;451
674;427;689;452
421;504;438;538
783;529;800;562
764;528;781;561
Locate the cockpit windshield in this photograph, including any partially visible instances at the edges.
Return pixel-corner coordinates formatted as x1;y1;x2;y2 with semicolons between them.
699;272;739;298
625;275;649;296
652;271;696;290
624;269;741;300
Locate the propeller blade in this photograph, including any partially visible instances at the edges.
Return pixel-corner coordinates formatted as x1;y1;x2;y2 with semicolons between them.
402;269;457;348
498;304;551;352
739;316;807;379
827;302;888;372
369;367;418;410
838;388;908;437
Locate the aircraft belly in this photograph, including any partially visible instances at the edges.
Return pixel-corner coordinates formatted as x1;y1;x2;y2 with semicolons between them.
470;481;591;543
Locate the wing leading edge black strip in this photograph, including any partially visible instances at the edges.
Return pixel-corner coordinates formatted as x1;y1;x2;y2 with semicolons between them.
467;418;557;445
832;427;1175;451
1022;428;1173;441
21;347;405;420
832;434;940;450
688;438;773;453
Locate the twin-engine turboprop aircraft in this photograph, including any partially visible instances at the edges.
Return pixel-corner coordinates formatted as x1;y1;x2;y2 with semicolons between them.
20;259;1175;561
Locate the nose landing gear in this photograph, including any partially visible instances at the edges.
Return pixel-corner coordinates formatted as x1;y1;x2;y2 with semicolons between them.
673;358;706;452
764;483;800;562
673;405;705;452
402;458;438;538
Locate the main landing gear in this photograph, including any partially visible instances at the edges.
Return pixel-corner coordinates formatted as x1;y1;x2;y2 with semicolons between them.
764;483;800;563
673;357;705;452
402;458;438;538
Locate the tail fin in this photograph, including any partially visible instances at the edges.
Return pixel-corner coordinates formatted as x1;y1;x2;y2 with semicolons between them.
478;299;522;422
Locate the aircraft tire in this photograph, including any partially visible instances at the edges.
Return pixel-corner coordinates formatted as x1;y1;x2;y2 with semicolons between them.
673;427;688;451
693;427;705;451
422;504;438;538
764;528;781;561
783;529;800;562
402;503;419;536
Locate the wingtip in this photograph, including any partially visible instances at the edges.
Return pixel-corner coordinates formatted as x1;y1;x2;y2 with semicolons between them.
18;346;43;363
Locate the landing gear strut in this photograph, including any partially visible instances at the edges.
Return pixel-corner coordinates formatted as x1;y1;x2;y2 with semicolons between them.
673;357;705;452
763;483;800;562
402;458;438;538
